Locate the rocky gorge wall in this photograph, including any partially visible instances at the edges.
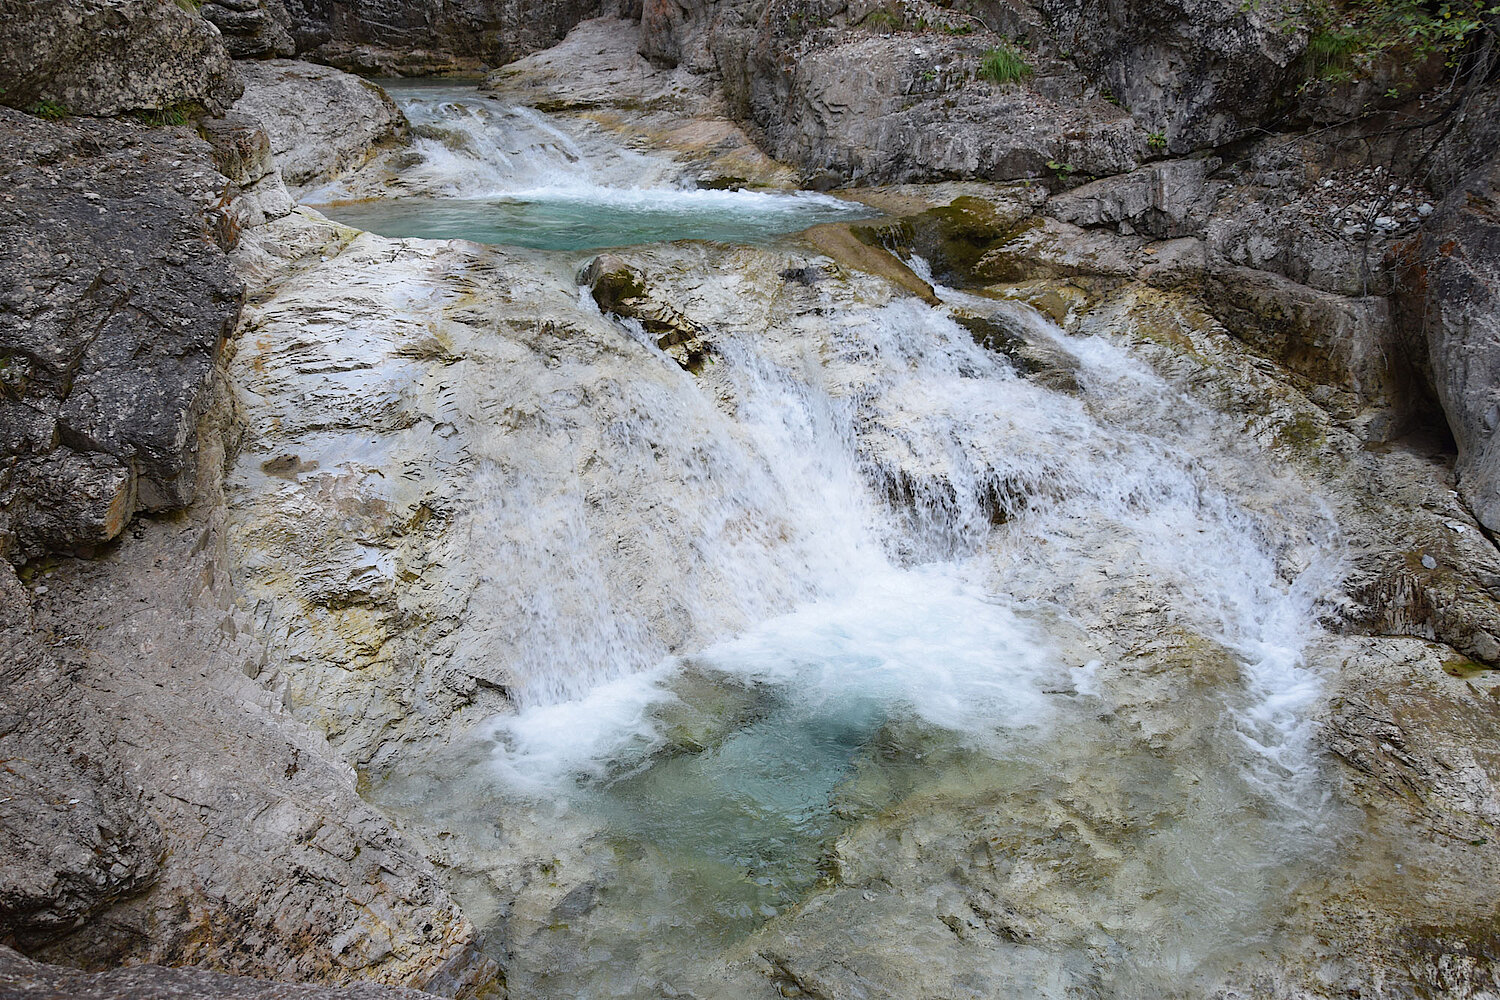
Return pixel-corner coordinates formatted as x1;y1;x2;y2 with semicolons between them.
1;0;1499;998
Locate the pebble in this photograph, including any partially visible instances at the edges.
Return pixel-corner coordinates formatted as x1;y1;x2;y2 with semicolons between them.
1421;554;1438;569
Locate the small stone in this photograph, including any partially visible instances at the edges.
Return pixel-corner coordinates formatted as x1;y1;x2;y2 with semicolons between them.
1421;554;1438;569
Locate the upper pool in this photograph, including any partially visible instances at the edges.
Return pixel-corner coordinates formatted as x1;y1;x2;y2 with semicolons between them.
310;81;874;251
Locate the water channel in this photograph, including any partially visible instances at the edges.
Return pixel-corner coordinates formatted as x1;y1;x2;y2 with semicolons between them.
318;81;1354;999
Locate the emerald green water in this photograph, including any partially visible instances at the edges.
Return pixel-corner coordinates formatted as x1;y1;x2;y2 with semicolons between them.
310;82;874;250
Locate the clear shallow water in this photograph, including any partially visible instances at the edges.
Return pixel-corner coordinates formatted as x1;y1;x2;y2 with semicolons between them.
321;188;872;250
311;82;873;249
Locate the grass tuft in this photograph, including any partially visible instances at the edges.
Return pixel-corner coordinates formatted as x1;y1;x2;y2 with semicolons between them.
978;44;1033;85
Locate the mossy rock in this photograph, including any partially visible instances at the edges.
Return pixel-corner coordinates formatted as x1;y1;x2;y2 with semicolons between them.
848;197;1032;288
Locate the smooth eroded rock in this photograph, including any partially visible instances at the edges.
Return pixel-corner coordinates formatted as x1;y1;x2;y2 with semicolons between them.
233;61;407;196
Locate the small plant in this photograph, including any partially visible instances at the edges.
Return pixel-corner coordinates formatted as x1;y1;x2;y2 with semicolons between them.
1147;130;1167;151
942;21;974;34
1305;26;1362;79
863;9;902;30
133;104;192;127
1047;159;1077;181
921;69;938;82
27;100;69;121
978;44;1033;84
914;15;928;30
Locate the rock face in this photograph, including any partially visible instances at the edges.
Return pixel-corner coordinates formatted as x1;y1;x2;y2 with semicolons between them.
1402;153;1500;532
1027;0;1303;150
632;0;1314;183
202;0;298;58
0;335;497;994
0;562;165;947
641;0;1146;185
0;0;243;116
0;110;242;563
233;61;407;196
276;0;610;72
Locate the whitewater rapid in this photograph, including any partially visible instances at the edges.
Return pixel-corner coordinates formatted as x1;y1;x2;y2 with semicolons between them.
315;80;1357;1000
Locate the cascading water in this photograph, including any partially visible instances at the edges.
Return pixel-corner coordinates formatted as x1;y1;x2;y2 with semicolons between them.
345;81;1354;1000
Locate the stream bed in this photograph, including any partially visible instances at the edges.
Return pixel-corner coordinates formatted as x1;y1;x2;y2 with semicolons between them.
284;81;1356;998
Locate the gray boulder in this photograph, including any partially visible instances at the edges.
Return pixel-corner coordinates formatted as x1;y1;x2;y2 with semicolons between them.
0;0;243;117
233;61;407;196
0;109;242;563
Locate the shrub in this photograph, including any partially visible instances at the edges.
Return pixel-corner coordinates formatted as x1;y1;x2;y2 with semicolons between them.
1285;0;1499;81
979;44;1033;84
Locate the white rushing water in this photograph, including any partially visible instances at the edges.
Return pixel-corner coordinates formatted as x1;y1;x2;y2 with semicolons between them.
341;82;1355;999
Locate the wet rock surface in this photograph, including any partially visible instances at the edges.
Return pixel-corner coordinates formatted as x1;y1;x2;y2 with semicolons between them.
0;0;243;117
0;110;242;563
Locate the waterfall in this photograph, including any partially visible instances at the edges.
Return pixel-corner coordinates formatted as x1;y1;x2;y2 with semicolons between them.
310;80;1357;999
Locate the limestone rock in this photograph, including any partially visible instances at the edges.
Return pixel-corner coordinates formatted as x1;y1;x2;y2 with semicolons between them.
1402;154;1500;532
1046;158;1215;239
0;109;242;563
1028;0;1304;150
233;61;408;197
583;253;712;372
0;0;243;117
198;112;298;227
0;563;165;948
8;446;497;992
